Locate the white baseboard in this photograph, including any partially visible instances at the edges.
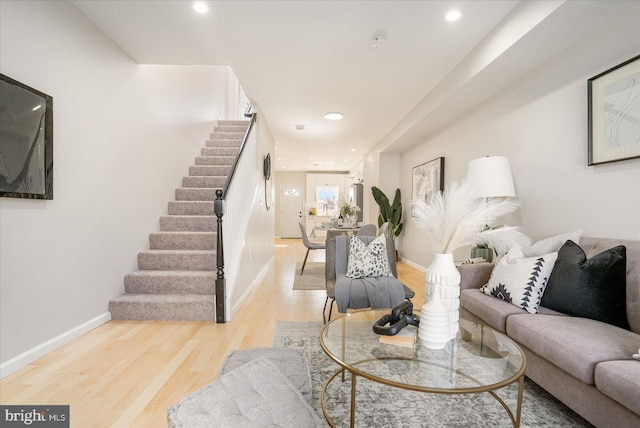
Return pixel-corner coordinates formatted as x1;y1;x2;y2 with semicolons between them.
230;255;274;320
0;312;112;379
399;256;427;273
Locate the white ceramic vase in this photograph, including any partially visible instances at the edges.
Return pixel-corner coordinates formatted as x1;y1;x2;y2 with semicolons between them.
418;282;450;350
424;253;461;341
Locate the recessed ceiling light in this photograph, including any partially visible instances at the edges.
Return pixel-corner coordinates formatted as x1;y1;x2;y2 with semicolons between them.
350;148;356;152
324;112;343;120
193;2;208;13
371;33;386;48
446;10;461;21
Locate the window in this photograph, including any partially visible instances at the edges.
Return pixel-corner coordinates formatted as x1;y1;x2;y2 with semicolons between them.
316;185;339;215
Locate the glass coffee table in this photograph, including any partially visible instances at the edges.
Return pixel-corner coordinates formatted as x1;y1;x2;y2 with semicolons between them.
319;310;527;428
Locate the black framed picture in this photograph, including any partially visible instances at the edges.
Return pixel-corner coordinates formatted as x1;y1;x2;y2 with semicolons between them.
588;55;640;165
411;157;444;217
0;74;54;199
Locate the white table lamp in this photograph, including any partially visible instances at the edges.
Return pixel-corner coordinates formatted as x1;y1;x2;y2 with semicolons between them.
467;156;516;198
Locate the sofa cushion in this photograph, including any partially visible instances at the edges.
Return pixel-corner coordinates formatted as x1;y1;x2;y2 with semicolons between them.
218;348;312;402
595;360;640;415
168;357;324;428
518;229;582;257
507;314;640;384
461;289;527;332
482;246;558;314
541;240;629;330
580;237;640;335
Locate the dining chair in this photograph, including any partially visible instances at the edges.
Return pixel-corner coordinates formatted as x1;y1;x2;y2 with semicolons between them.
356;224;377;236
299;223;326;275
323;235;415;323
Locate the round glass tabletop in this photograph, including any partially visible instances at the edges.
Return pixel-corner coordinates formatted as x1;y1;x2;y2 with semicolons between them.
320;310;526;394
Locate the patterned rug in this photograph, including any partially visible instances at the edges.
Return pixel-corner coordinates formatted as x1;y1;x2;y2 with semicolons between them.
271;320;593;428
293;262;325;290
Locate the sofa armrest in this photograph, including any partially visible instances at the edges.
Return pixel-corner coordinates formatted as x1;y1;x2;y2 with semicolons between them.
457;263;494;290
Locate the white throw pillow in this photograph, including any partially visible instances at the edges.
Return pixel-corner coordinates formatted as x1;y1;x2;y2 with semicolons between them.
345;235;391;279
482;246;558;314
518;230;582;257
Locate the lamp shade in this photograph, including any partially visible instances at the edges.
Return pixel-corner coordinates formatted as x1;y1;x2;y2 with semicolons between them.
467;156;516;198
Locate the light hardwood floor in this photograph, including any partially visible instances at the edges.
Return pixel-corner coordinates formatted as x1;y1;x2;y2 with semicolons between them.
0;238;425;427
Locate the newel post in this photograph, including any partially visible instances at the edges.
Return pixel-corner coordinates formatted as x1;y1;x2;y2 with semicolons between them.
214;189;226;323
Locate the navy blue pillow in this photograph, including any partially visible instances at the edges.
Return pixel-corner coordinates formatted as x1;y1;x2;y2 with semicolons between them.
541;240;629;330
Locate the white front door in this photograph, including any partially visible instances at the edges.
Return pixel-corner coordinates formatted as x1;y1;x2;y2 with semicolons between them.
280;185;303;238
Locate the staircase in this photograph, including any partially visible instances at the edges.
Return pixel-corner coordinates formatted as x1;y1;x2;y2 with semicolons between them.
109;120;250;321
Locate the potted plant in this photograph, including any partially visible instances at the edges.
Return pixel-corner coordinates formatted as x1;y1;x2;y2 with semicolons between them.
339;202;359;226
371;187;403;239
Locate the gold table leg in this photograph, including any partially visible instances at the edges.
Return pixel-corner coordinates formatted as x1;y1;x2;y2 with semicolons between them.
350;372;356;428
515;375;524;427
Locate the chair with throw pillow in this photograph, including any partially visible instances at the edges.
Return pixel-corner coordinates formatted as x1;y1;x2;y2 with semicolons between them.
299;223;326;275
323;234;414;323
356;224;377;236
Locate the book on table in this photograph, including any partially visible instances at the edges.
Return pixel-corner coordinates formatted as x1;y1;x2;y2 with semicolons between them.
378;325;418;348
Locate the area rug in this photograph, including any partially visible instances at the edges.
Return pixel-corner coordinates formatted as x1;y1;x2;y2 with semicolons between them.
293;262;325;290
271;320;593;428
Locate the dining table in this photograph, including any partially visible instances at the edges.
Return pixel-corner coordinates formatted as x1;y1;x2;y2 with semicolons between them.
310;224;360;239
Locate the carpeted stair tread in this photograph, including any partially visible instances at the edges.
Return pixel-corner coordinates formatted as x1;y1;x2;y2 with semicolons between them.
189;165;232;176
168;201;215;215
124;270;215;294
181;176;225;188
137;250;215;271
209;131;245;140
213;125;247;133
218;120;250;126
149;232;216;250
195;156;235;166
159;215;215;231
201;147;239;157
175;188;218;201
109;294;214;321
206;139;242;148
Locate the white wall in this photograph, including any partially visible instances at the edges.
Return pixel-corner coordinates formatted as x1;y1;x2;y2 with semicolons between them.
398;15;640;270
0;1;237;365
227;106;276;317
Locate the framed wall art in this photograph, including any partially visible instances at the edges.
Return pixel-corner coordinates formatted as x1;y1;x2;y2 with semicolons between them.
588;55;640;165
412;157;444;217
0;74;54;199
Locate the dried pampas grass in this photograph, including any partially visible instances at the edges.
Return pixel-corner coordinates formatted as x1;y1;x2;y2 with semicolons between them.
412;180;530;254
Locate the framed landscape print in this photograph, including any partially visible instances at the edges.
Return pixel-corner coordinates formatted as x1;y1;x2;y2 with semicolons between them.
588;55;640;165
412;157;444;217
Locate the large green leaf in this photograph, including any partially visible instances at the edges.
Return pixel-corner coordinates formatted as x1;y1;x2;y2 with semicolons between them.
392;188;402;210
394;222;403;237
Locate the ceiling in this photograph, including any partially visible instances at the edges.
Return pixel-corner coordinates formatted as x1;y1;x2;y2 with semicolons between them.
70;0;637;172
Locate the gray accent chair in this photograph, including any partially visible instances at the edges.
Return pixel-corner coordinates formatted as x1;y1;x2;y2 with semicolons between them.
324;235;415;323
356;223;377;236
298;222;325;275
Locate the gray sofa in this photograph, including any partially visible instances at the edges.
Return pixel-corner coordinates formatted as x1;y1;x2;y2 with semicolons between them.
459;237;640;427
